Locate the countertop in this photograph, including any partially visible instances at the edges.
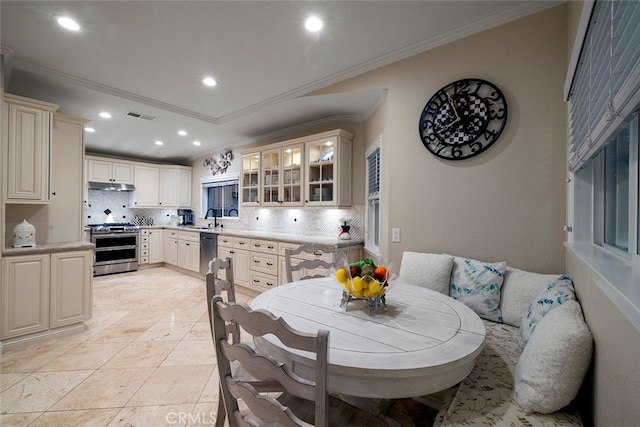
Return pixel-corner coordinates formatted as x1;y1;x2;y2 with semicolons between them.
3;241;95;256
139;225;363;248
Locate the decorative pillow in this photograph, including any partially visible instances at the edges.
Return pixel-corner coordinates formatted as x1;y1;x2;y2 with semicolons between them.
500;267;561;327
518;275;576;350
515;301;593;414
398;252;454;295
449;256;506;322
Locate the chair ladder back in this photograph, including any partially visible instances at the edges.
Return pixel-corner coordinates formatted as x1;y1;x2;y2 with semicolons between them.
285;243;337;283
206;257;239;343
211;296;330;427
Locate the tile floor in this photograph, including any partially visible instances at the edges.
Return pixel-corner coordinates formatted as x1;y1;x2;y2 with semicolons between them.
0;266;255;426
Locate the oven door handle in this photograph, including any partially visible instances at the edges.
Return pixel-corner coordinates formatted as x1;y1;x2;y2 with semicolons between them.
94;245;138;251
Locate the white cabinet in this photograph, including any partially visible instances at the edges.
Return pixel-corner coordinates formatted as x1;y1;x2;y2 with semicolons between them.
241;152;261;206
305;130;353;207
1;248;93;340
159;166;192;208
249;239;279;292
133;165;159;207
3;94;58;202
86;158;134;184
1;254;50;338
149;229;164;264
239;129;353;208
218;235;250;288
261;144;304;207
177;230;200;272
49;250;92;328
141;228;163;264
163;229;178;265
139;229;150;264
49;114;88;243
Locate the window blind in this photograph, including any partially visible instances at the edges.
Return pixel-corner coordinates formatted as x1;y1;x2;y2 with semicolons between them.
568;0;640;171
367;147;380;197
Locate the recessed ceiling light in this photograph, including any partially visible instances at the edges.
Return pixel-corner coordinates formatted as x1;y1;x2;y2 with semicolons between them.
55;15;80;32
155;140;163;146
202;77;217;87
84;127;95;133
99;112;111;119
305;16;323;32
178;130;187;136
193;140;201;146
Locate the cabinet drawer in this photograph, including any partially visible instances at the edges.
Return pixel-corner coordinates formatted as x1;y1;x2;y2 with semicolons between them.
251;252;278;275
233;237;251;250
250;272;278;291
305;248;333;263
218;235;234;247
140;229;149;236
178;230;200;242
140;235;149;244
251;239;278;255
278;242;301;257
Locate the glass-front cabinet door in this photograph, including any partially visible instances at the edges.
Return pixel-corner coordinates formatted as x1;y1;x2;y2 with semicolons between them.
262;144;303;207
241;152;260;205
281;145;303;205
262;149;280;205
306;136;337;205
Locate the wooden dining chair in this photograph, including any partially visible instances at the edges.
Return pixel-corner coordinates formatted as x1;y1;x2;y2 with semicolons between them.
210;295;388;426
205;257;240;427
285;243;337;283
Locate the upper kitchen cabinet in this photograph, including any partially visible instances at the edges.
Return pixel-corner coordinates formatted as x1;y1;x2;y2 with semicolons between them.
86;157;134;185
49;113;89;243
241;152;261;206
261;144;304;207
239;129;353;208
159;166;192;208
2;93;59;202
305;130;353;207
132;165;159;207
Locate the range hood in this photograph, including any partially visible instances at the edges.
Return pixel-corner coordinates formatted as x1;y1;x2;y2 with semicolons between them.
88;181;135;191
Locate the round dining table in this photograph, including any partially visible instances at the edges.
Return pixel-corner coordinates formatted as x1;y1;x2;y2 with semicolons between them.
250;277;486;399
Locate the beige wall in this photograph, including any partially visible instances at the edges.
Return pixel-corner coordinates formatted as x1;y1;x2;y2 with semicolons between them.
567;250;640;426
314;5;569;273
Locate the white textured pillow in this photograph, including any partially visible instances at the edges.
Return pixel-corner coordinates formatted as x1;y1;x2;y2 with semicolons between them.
449;256;506;322
515;301;593;414
501;267;560;327
518;275;576;350
398;252;453;295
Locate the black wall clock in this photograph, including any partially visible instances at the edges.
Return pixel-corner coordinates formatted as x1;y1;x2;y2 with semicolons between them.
419;78;508;160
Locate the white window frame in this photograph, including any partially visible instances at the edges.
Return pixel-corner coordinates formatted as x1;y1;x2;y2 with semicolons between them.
200;173;240;220
365;135;381;256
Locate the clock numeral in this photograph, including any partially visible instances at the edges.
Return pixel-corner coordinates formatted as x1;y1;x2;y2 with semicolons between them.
483;128;497;140
488;107;506;120
470;141;483;153
451;146;464;158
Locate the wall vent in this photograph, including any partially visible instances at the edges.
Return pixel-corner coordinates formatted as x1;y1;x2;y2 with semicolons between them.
125;111;156;121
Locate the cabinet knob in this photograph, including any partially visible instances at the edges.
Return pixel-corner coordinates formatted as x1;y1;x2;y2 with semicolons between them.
51;192;56;196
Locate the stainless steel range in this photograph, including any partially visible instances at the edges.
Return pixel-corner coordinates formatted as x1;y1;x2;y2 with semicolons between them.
89;223;139;276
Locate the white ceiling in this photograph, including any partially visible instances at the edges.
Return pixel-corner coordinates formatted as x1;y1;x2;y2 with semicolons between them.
1;1;560;164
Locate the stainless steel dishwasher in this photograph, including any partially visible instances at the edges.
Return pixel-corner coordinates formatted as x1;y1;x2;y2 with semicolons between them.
200;232;218;274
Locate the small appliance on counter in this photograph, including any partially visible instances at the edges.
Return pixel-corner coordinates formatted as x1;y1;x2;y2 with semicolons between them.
178;209;194;225
338;218;352;240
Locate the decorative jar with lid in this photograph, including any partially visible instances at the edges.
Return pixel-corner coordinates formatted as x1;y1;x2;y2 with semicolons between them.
13;219;36;247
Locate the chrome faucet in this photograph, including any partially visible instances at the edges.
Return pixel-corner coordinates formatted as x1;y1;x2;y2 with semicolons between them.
204;208;218;228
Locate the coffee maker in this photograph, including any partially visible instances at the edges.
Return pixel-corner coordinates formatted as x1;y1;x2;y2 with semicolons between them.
177;209;194;225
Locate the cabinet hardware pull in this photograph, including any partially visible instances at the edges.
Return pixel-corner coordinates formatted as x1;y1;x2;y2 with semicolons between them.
267;282;274;286
266;262;273;266
253;279;260;283
268;245;275;249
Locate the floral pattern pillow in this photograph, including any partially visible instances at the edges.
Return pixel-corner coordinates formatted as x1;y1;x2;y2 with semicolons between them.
518;275;576;351
449;257;506;322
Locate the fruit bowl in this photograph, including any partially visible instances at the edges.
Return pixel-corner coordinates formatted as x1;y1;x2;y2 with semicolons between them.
333;258;395;314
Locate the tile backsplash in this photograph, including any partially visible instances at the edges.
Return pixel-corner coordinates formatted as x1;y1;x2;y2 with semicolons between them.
86;190;364;239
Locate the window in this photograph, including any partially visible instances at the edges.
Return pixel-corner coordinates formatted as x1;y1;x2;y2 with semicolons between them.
568;0;640;263
593;118;636;254
201;174;239;219
365;136;381;255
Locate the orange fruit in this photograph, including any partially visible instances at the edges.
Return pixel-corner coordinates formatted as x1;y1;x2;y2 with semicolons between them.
374;266;387;277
